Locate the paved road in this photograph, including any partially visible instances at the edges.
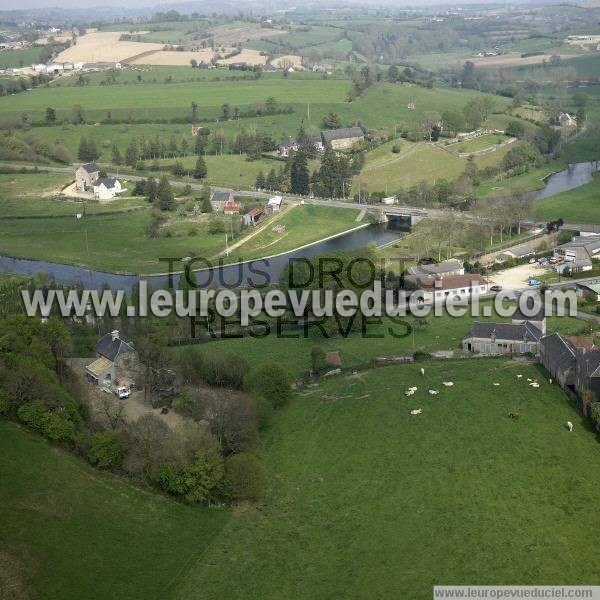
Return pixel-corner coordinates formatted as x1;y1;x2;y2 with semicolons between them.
5;163;442;219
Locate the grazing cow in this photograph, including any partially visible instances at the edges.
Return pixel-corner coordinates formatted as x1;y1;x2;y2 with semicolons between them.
405;390;415;397
420;367;425;376
567;421;573;432
442;381;454;387
516;374;523;379
549;378;553;384
493;382;500;386
410;409;422;415
428;389;439;395
507;411;519;419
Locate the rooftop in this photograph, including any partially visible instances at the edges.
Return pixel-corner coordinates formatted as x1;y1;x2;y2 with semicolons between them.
464;321;543;342
321;126;364;142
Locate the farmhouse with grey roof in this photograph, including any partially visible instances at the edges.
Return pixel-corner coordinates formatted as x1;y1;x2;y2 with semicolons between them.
321;126;364;150
85;330;136;386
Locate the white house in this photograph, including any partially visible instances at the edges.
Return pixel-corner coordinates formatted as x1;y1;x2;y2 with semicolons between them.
267;196;283;212
75;163;100;191
416;274;487;303
93;178;124;201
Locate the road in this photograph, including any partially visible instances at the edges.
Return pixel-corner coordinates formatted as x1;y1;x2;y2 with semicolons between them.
5;163;443;220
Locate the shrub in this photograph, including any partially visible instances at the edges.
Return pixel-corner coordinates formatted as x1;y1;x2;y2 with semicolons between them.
17;400;46;433
222;453;265;502
200;352;249;389
88;430;124;469
0;389;11;417
246;364;293;408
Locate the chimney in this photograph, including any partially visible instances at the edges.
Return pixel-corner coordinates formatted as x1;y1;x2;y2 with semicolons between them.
111;330;119;342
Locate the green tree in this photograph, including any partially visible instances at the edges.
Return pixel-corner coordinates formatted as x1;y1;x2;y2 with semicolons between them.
222;103;231;120
157;175;174;211
505;121;525;138
145;177;158;203
246;363;293;408
194;133;205;155
111;144;123;164
125;141;139;167
290;150;310;195
321;112;341;129
193;156;207;179
88;430;124;468
387;64;399;83
255;170;266;189
45;106;56;124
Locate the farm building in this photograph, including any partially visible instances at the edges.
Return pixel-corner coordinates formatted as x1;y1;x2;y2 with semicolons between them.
408;259;464;279
321;126;365;150
416;274;487;303
557;112;577;127
539;333;577;389
267;196;283;212
463;301;547;356
278;136;298;157
75;163;100;191
575;281;600;301
244;208;264;226
497;243;535;261
210;190;235;211
85;330;136;387
93;178;124;201
223;200;241;215
462;320;543;356
553;235;600;272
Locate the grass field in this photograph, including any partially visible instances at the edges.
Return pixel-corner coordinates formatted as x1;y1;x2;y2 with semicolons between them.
446;133;508;154
3;357;600;599
0;174;361;273
354;141;465;192
0;79;351;123
197;304;585;376
140;155;283;189
534;174;600;223
0;47;43;68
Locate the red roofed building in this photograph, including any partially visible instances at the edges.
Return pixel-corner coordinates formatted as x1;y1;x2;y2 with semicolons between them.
416;274;488;302
243;207;264;226
223;200;241;214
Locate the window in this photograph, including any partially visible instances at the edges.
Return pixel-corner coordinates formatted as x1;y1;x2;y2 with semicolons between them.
461;289;466;294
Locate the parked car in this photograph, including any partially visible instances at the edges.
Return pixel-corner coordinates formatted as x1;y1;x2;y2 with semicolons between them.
528;278;541;286
490;285;503;292
529;258;537;264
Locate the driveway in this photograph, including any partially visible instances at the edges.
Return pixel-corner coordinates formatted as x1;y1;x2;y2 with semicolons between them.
489;262;552;291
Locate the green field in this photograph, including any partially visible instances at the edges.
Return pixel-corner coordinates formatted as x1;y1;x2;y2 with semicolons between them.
0;174;361;273
0;79;352;122
3;357;600;599
0;47;43;68
198;305;584;376
355;141;465;192
141;154;282;189
534;175;600;224
446;133;508;154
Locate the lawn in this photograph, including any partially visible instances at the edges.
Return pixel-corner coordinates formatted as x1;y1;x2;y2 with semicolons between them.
228;204;361;261
534;175;600;224
0;47;43;68
0;78;352;123
446;133;508;154
195;303;586;376
4;357;600;599
140;154;282;189
0;421;229;600
354;141;465;192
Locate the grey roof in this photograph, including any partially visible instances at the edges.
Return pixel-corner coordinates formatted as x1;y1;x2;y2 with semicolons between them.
463;321;543;343
321;126;364;142
96;177;117;188
512;298;547;322
94;332;134;362
80;162;100;174
211;190;233;203
540;333;576;375
559;235;600;254
576;349;600;379
263;63;277;71
417;259;463;275
505;244;534;257
279;136;297;148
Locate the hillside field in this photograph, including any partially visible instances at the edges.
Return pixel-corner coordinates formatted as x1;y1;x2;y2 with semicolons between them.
534;175;600;224
3;358;600;599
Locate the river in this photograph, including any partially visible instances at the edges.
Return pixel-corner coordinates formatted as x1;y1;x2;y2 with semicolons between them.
1;161;598;290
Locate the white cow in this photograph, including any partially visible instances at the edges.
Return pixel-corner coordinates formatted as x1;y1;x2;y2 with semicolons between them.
567;421;573;432
493;382;500;386
410;409;422;415
516;374;523;379
428;390;439;395
442;381;454;387
420;367;425;376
